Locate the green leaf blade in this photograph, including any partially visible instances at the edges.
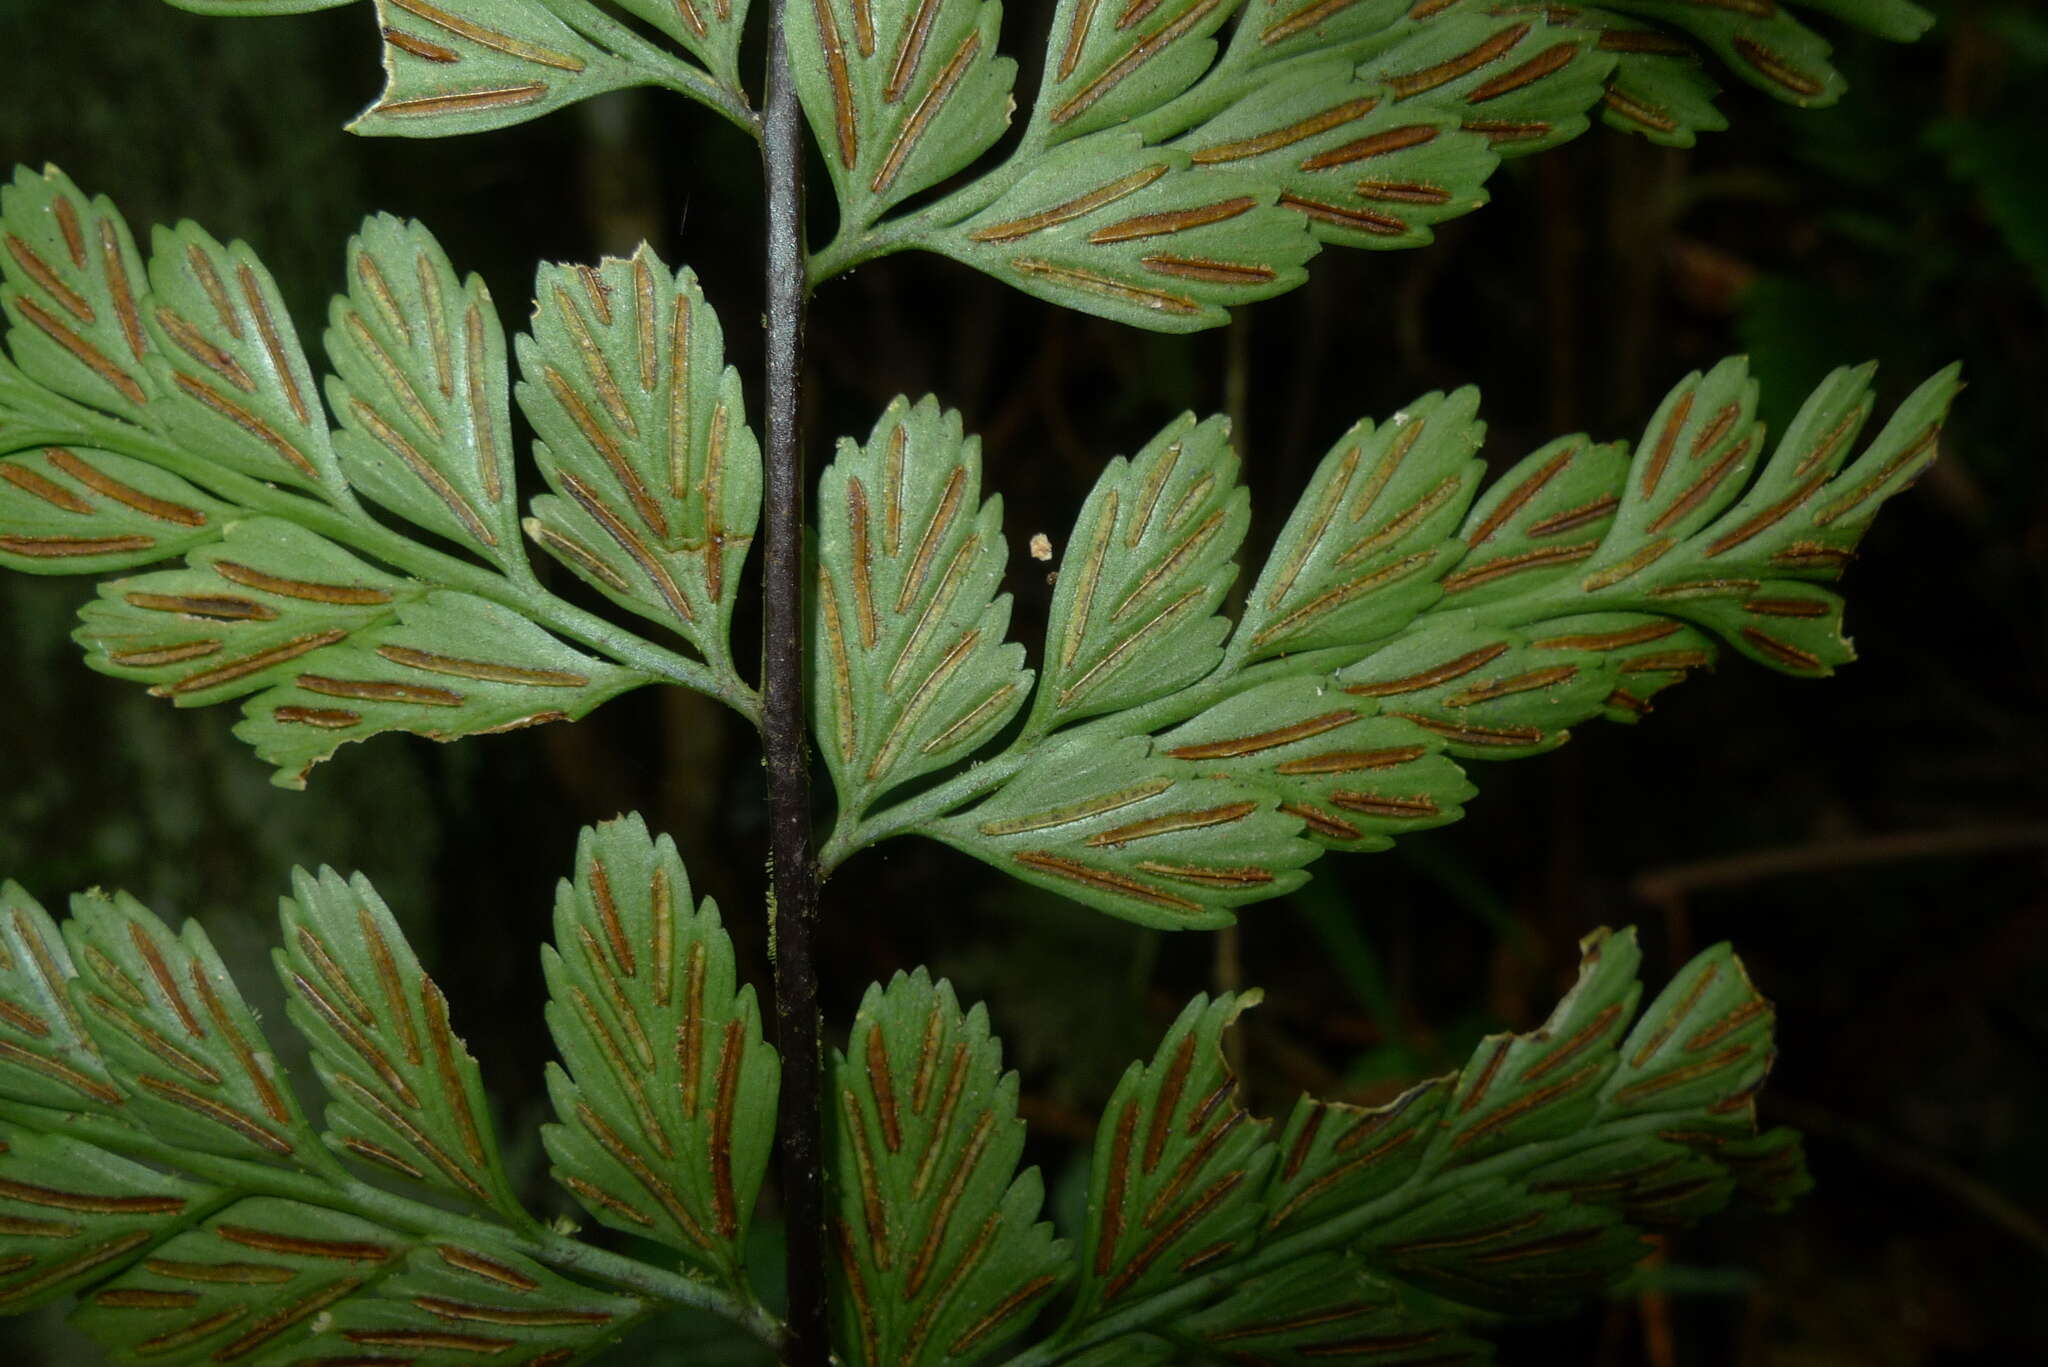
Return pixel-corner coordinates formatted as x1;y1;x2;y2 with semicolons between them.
164;0;357;14
942;135;1316;332
280;867;531;1222
0;1133;221;1315
351;0;641;138
63;891;322;1167
518;249;762;674
326;214;523;571
542;815;779;1286
1593;0;1846;108
827;969;1067;1367
0;446;229;575
791;0;1019;226
1234;389;1485;661
1030;411;1248;732
66;1197;404;1362
1032;0;1246;146
1155;678;1475;852
143;222;345;499
1173;55;1502;251
300;1235;651;1364
814;397;1030;818
1360;9;1616;158
1259;930;1802;1323
936;734;1318;929
616;0;754;89
0;883;123;1115
1180;1253;1493;1365
1073;991;1273;1320
76;519;411;709
239;590;647;787
0;166;160;426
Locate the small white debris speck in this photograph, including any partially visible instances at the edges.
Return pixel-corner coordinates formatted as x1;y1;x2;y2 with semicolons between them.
1029;533;1053;561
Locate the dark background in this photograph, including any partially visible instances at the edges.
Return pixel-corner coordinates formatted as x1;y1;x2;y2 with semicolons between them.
1;0;2043;1362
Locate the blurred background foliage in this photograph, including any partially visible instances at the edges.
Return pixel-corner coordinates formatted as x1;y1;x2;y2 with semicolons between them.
1;0;2043;1362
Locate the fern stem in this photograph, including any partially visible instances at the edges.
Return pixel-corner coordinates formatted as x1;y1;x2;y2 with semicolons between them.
759;5;829;1363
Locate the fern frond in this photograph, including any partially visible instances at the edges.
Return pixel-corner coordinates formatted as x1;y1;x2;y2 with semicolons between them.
828;359;1962;925
542;816;780;1287
803;0;1938;327
821;928;1808;1365
0;167;761;785
0;820;784;1355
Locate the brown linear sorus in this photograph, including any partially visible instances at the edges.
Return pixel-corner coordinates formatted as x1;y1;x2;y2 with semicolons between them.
0;461;92;513
1189;95;1381;164
146;628;348;698
1813;420;1942;528
870;30;985;197
1462;442;1578;545
1298;123;1439;173
1009;257;1201;317
0;1231;154;1309
1268;1088;1438;1229
1463;118;1553;144
1280;192;1406;237
373;645;588;688
1602;87;1677;136
0;533;157;559
1346;642;1507;698
1466;42;1579;104
4;232;93;320
345;397;496;547
1057;583;1207;707
1261;0;1373;44
970;164;1168;243
373;84;551;120
45;449;207;525
1738;627;1823;671
1732;35;1824;99
1442;663;1578;707
385;0;588;73
1327;790;1441;819
1391;712;1545;748
1084;799;1258;847
1271;745;1429;776
1166;709;1359;761
1048;0;1234;126
1387;24;1530;100
1527;493;1619;538
1440;538;1601;593
1011;852;1203;915
168;371;321;482
1249;550;1438;649
412;1295;614;1328
123;592;275;622
10;295;148;406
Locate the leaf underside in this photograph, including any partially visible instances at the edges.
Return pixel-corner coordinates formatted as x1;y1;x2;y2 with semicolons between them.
827;969;1069;1366
1;165;763;786
0;815;781;1360
809;926;1809;1364
167;0;1939;326
542;814;779;1286
795;0;1935;327
844;357;1959;928
3;830;1805;1365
